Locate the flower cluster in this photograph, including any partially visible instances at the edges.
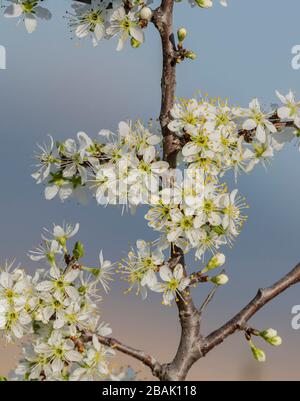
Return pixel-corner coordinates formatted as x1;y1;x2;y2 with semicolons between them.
32;120;168;206
67;1;154;49
0;223;118;381
2;0;230;38
32;91;300;274
3;1;153;45
119;237;230;306
169;91;300;179
146;172;247;260
119;240;191;306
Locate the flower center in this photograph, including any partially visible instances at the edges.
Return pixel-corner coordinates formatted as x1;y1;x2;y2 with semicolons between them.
22;1;36;14
194;133;208;147
54;347;64;358
121;17;131;31
204;199;214;213
184;113;198;125
167;279;179;292
180;216;193;229
225;204;239;218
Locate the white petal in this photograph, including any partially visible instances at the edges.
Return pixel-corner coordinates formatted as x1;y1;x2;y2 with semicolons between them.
0;272;13;289
163;290;174;305
117;30;128;51
173;264;183;281
36;281;54;292
59;185;73;201
45;185;59;200
94;23;105;41
52;357;64;374
147;135;161;146
64;269;79;283
277;106;292;120
65;286;79;300
182;142;200;157
12;323;23;339
65;350;82;362
151;161;169;174
4;4;23;18
276;91;287;105
76;23;90;38
243;119;257;131
159;266;173;282
25;15;38;34
256;125;266;142
35;6;52;20
119;121;130;137
129;26;144;43
143;146;155;164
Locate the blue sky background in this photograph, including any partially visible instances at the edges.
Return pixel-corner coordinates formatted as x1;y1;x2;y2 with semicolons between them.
0;0;300;379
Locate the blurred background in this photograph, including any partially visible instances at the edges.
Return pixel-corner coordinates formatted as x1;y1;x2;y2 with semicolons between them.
0;0;300;380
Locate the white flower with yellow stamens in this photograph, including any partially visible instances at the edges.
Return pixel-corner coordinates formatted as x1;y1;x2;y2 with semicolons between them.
242;99;277;143
107;6;144;51
4;0;52;33
153;264;190;306
69;0;110;47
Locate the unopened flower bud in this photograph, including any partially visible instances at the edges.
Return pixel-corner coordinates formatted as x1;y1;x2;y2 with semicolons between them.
260;328;282;346
210;273;229;286
185;51;197;60
267;336;282;347
203;253;226;273
177;28;187;43
131;37;141;48
195;0;213;8
251;345;266;363
140;7;153;21
260;328;278;339
73;241;85;260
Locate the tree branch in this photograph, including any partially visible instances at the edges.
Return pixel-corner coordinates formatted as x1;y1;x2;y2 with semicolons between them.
199;286;218;316
202;262;300;355
84;333;162;377
152;1;181;166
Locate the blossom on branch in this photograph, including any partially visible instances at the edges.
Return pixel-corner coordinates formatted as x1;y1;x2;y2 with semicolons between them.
0;224;119;381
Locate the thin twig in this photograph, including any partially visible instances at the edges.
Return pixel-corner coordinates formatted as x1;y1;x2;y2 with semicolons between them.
83;333;162;377
199;286;218;316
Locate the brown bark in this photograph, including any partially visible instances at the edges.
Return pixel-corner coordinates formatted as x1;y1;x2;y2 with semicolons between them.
152;1;179;166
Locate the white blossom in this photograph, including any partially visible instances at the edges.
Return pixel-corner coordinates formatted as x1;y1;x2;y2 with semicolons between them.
152;264;190;306
106;6;144;51
4;0;52;33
